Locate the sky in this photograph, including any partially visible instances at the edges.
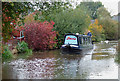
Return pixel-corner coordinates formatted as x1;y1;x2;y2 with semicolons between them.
94;0;120;16
70;0;120;16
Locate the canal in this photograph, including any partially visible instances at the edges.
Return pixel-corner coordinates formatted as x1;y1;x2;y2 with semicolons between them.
2;41;118;79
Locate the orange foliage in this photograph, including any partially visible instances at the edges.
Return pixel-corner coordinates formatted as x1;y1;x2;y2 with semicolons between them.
88;19;104;41
24;13;35;24
24;10;41;24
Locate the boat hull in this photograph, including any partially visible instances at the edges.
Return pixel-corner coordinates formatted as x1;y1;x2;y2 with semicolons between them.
61;45;93;54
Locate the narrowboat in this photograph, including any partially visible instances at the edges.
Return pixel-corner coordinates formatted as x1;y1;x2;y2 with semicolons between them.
61;33;93;54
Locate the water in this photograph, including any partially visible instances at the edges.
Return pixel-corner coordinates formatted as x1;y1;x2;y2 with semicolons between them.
2;41;118;79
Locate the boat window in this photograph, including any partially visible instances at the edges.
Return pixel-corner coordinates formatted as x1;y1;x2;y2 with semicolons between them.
83;37;86;45
79;37;82;44
81;36;92;45
88;37;92;44
83;37;89;45
64;35;78;45
81;37;84;44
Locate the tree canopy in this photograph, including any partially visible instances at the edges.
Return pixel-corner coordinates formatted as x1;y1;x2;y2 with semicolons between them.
77;1;103;19
2;2;33;42
33;1;72;22
51;7;91;47
97;7;118;40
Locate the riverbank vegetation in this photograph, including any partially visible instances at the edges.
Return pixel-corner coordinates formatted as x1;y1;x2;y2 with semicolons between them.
2;45;13;61
2;41;32;61
97;7;118;40
1;1;119;60
16;41;32;54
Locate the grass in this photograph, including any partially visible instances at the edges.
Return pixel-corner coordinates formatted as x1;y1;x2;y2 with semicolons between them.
2;45;13;62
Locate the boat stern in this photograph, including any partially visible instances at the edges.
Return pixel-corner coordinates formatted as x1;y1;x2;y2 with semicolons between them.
61;44;82;54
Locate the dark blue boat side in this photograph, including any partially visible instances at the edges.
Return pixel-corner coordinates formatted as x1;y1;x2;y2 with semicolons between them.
61;33;93;54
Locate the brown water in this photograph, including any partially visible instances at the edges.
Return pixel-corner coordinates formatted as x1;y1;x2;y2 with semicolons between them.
2;41;118;79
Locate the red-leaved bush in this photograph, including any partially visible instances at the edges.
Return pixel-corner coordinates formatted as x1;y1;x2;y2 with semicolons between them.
24;21;56;50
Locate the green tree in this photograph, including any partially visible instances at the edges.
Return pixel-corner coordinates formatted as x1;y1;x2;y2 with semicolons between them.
97;7;111;20
51;8;91;48
97;7;118;40
117;13;120;39
119;22;120;39
77;1;103;19
33;1;72;22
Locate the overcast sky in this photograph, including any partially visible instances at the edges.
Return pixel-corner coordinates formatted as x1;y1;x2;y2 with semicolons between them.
94;0;120;16
70;0;120;16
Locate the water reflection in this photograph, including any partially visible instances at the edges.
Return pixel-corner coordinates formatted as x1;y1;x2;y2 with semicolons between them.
2;41;118;79
55;54;85;79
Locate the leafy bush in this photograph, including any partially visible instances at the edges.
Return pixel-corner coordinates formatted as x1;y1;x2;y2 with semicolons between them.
24;21;56;50
2;45;13;61
16;41;32;54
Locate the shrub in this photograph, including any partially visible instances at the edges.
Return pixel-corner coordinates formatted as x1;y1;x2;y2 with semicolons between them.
24;21;56;50
2;45;13;61
16;41;32;54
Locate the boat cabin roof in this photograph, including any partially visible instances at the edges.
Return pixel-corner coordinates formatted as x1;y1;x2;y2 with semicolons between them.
64;33;90;38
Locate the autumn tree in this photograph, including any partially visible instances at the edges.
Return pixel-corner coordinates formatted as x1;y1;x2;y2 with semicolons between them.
24;21;56;50
2;2;33;42
88;19;105;42
23;10;41;24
